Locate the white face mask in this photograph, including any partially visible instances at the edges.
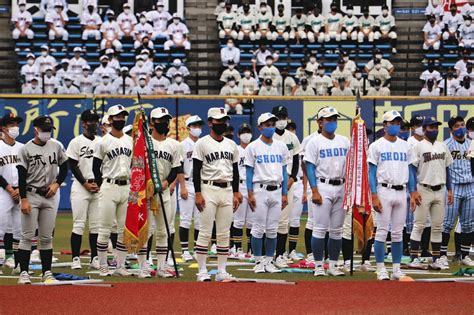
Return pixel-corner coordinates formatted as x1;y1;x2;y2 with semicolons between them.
139;80;146;87
347;9;353;15
355;73;362;79
156;70;163;77
375;54;382;59
228;65;235;70
276;119;288;130
240;133;252;144
173;19;180;24
318;70;325;76
382;9;388;15
466;20;472;26
19;6;25;12
7;127;19;139
189;127;202;138
244;71;251;78
103;78;110;84
55;7;61;13
309;57;316;63
227;43;234;49
175;77;183;83
228;81;236;87
375;64;382;70
137;61;144;67
27;59;34;65
158;7;164;12
469;131;474;139
41;51;48;57
140;17;147;24
38;130;51;142
266;60;273;66
414;126;424;136
124;8;131;14
343;57;349;62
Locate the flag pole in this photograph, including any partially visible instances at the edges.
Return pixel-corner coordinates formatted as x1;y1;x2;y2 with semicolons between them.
137;93;180;278
350;92;361;277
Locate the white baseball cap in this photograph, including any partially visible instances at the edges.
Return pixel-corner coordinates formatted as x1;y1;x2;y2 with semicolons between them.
172;13;180;19
317;107;340;120
150;107;172;120
120;66;129;72
105;48;115;55
26;53;35;59
257;112;277;125
208;107;229;120
40;45;49;50
186;115;204;126
99;55;109;61
107;105;128;117
73;47;82;52
61;58;69;64
173;59;182;66
82;65;91;70
382;110;402;122
101;114;110;125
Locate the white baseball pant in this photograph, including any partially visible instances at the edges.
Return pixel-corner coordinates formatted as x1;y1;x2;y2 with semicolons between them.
238;30;256;41
82;29;101;40
0;190;21;241
307;31;325;43
277;184;294;234
289;180;304;228
374;186;407;243
325;31;342;42
411;184;445;243
357;31;374;43
49;27;68;40
12;28;34;39
178;181;200;230
70;180;99;235
311;183;344;240
374;31;397;40
423;40;440;50
233;183;254;229
250;185;282;239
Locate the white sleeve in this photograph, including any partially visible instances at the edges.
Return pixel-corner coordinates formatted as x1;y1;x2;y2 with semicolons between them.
244;144;254;167
303;139;318;165
93;139;105;160
367;142;379;165
191;140;203;161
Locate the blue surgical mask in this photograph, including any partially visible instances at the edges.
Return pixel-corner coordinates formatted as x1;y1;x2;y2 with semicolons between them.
398;131;409;141
425;130;439;141
387;124;400;136
453;127;466;138
261;127;275;138
323;121;337;134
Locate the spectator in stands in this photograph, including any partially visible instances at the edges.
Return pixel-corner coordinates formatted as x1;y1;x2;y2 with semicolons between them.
456;76;474;95
35;45;57;74
307;53;320;73
221;38;240;67
22;77;42;94
341;4;358;42
117;3;137;41
237;3;256;41
425;0;444;25
93;55;116;84
331;78;353;96
56;59;71;84
331;58;352;87
313;65;332;96
420;59;442;84
220;60;240;84
460;62;474;81
423;14;442;50
131;75;153;95
76;65;94;94
325;2;343;42
281;67;297;96
341;50;356;73
112;67;133;95
130;55;150;84
258;78;280;96
12;0;34;49
350;69;367;95
365;49;394;75
69;47;87;79
57;76;80;94
81;3;102;45
368;59;391;87
439;67;460;96
455;50;471;76
220;77;243;115
21;53;39;84
164;13;191;51
294;78;315;96
442;3;463;44
239;68;259;98
366;78;390;96
461;2;474;18
271;4;290;41
459;16;474;49
252;43;278;72
295;58;309;80
217;2;238;40
149;65;170;95
100;10;123;52
306;5;325;43
140;50;153;73
94;74;114;94
214;0;226;17
358;5;374;43
255;1;273;41
258;55;281;87
148;2;172;41
46;2;69;51
167;72;191;94
134;12;154;49
290;8;307;43
166;59;190;82
40;0;67;17
374;4;398;53
105;48;121;73
419;78;440;96
43;66;59;94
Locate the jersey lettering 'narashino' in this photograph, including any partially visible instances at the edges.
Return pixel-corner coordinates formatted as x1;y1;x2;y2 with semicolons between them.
106;147;132;160
204;151;234;163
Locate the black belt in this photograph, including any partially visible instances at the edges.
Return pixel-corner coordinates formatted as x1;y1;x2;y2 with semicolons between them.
203;180;230;188
12;186;18;189
185;177;192;182
27;187;49;197
239;180;244;184
105;179;129;186
86;179;95;184
260;184;281;191
320;178;345;186
381;183;405;191
422;184;442;191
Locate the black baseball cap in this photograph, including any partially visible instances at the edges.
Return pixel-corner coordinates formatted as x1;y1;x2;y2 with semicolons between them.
1;111;23;126
33;116;56;131
401;120;411;130
422;116;442;127
448;116;464;129
410;115;424;127
81;109;100;122
467;117;474;130
287;120;297;130
238;123;251;134
271;105;288;117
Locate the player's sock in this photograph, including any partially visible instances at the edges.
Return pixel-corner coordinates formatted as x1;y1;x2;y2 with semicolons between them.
362;238;374;263
403;227;410;255
409;239;421;261
246;228;252;253
311;237;325;263
146;235;153;260
216;246;229;273
17;249;30;272
110;233;118;249
304;228;312;255
440;232;450;257
12;239;19;268
251;236;263;257
265;237;277;258
194;244;208;273
89;233;98;261
137;247;147;269
275;233;287;257
211;223;217;246
324;232;329;260
156;245;168;267
115;241;127;269
179;227;189;253
233;227;243;250
261;233;266;254
32;229;38;252
96;241;108;266
4;233;13;258
194;229;199;243
70;232;82;259
386;232;392;255
288;226;299;253
454;232;462;257
431;242;441;261
229;223;235;250
421;227;431;256
342;237;352;262
460;233;471;259
391;241;403;264
327;238;342;262
40;249;53;274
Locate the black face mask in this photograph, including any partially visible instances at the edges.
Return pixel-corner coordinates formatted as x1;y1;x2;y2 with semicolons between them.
101;62;108;67
224;134;233;140
154;122;169;134
86;123;97;135
112;120;125;131
465;82;471;89
88;7;94;14
212;123;227;135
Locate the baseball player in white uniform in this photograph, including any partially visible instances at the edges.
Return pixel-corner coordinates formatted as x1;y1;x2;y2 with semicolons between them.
246;113;289;273
12;1;34;41
66;109;101;270
93;105;132;277
368;110;417;280
178;116;204;262
192;107;240;282
304;107;350;277
0;113;24;274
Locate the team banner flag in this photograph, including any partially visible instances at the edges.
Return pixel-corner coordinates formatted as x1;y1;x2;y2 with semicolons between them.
343;115;374;251
124;110;159;253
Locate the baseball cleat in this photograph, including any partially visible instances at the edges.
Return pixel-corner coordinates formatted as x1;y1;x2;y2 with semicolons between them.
71;257;82;270
30;250;41;263
303;253;315;265
42;270;58;284
390;269;406;280
288;250;302;261
264;260;282;273
157;263;176;278
407;258;427;270
215;271;237;282
274;255;289;268
99;266;111;276
18;271;31;284
181;251;194;262
460;256;474;267
313;266;326;277
196;271;211;282
254;261;265;273
343;260;351;273
138;269;152;279
5;257;15;269
52;256;59;263
328;266;345;277
235;249;247;260
12;266;20;275
428;259;443;270
90;256;100;270
359;261;373;272
283;252;293;264
114;267;132;277
438;255;449;268
376;268;390;281
0;269;3;275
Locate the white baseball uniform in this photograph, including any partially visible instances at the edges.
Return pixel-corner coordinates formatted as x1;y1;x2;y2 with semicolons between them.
11;9;34;39
233;145;253;231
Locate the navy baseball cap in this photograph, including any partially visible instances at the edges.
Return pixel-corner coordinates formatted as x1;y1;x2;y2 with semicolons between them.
33;116;56;131
271;105;288;117
81;109;100;122
238;123;251;134
1;111;23;126
422;116;442;127
466;117;474;130
410;115;424;127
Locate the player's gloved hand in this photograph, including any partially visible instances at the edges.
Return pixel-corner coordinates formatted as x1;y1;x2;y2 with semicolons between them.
371;194;382;213
195;192;206;212
447;190;454;205
282;194;288;209
233;192;240;212
311;188;322;205
410;191;422;211
45;182;60;199
20;198;31;215
180;186;188;200
248;192;256;211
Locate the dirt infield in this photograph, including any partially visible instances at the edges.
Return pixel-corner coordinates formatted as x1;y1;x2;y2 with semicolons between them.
1;281;473;314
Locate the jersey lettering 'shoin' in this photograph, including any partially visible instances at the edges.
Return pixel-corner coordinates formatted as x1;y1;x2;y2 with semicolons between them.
422;151;446;163
319;148;348;158
106;147;132;160
0;155;20;166
204;151;234;163
154;150;173;163
380;152;407;161
256;154;284;164
79;146;94;159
